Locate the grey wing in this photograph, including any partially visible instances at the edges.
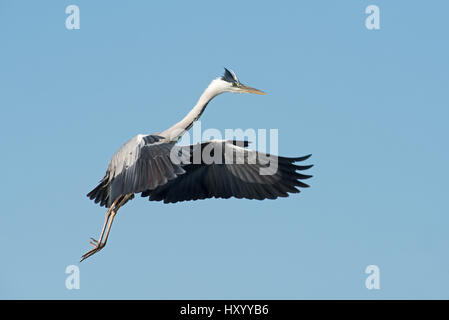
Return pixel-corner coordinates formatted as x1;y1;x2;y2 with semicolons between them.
87;134;187;208
143;140;313;203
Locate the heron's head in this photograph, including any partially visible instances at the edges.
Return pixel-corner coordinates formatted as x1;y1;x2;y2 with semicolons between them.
212;68;266;95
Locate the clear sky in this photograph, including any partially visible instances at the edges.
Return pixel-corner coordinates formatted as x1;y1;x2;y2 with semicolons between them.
1;1;448;299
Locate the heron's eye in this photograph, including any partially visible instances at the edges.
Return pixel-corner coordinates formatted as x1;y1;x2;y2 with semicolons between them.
232;82;238;87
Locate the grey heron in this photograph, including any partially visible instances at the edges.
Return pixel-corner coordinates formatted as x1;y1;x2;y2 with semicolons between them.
81;68;313;262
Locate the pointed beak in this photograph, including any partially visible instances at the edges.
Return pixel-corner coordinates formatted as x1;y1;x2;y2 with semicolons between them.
240;84;266;95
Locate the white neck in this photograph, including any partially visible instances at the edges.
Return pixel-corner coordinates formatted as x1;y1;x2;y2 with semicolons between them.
160;79;226;142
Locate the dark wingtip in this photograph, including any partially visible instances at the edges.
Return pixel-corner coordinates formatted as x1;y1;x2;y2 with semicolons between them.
296;173;313;180
294;164;314;171
293;154;312;162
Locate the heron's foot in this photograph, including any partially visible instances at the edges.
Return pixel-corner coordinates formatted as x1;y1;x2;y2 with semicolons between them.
89;237;100;247
80;239;105;262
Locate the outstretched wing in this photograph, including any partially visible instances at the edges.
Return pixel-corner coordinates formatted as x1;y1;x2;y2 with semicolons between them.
143;140;313;203
87;134;187;208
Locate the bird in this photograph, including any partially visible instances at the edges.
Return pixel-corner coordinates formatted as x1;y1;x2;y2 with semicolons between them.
80;68;313;262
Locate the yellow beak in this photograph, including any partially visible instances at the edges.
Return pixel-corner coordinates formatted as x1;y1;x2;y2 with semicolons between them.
240;84;266;95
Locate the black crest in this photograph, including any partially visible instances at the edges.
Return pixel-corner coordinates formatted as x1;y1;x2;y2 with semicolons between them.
221;68;239;83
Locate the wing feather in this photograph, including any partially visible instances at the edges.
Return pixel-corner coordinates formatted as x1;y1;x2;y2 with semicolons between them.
87;134;185;207
144;140;312;204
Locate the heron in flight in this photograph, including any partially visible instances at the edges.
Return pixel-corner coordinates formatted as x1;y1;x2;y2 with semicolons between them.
81;68;312;261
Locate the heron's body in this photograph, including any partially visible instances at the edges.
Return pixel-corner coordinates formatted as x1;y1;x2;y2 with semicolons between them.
81;69;313;261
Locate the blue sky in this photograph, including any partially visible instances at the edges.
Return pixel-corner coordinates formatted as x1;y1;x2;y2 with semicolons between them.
1;1;448;299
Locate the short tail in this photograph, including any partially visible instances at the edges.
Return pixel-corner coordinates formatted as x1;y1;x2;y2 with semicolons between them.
87;173;110;207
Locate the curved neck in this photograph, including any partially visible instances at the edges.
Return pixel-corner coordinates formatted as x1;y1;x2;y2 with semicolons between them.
160;80;223;142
